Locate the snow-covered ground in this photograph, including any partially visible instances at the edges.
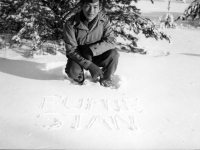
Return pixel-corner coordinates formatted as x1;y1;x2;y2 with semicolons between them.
1;0;200;149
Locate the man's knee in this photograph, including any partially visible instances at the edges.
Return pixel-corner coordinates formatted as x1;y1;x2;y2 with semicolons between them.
65;67;79;79
65;60;83;79
107;48;120;60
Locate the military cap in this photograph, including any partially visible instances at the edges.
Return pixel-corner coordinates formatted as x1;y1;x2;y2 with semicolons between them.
80;0;100;3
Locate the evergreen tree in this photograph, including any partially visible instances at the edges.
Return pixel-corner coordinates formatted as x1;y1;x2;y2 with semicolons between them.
159;0;177;29
0;0;24;33
0;0;171;54
176;0;200;21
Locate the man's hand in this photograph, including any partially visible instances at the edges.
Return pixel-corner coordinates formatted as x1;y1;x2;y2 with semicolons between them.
80;45;93;61
88;63;103;79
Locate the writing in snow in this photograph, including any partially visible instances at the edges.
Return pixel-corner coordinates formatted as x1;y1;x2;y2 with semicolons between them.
40;95;142;112
36;95;143;131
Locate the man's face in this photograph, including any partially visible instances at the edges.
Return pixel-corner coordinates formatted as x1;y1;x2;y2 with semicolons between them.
82;1;100;21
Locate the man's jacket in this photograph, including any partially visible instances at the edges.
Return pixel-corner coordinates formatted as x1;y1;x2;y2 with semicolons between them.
63;11;116;69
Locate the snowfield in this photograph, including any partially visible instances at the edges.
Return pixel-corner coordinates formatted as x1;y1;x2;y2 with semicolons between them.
1;0;200;149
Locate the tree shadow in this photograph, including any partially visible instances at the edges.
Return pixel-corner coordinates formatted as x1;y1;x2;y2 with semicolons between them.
12;48;32;58
0;58;65;80
180;53;200;57
11;44;66;58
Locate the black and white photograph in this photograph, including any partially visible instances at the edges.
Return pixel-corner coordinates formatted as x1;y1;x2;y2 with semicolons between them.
0;0;200;149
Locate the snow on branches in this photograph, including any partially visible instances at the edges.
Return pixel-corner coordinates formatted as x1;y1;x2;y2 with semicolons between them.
0;0;170;55
106;0;170;52
159;13;177;29
159;1;177;29
176;0;200;21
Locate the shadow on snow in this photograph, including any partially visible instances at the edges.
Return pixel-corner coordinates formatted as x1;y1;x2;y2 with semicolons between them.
180;53;200;57
0;58;64;80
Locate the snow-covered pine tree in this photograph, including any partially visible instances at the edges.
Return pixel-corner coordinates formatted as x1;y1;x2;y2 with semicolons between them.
176;0;200;21
0;0;171;54
159;0;177;29
0;0;23;33
0;0;80;41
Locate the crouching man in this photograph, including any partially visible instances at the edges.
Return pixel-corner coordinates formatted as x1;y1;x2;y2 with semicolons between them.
63;0;119;87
